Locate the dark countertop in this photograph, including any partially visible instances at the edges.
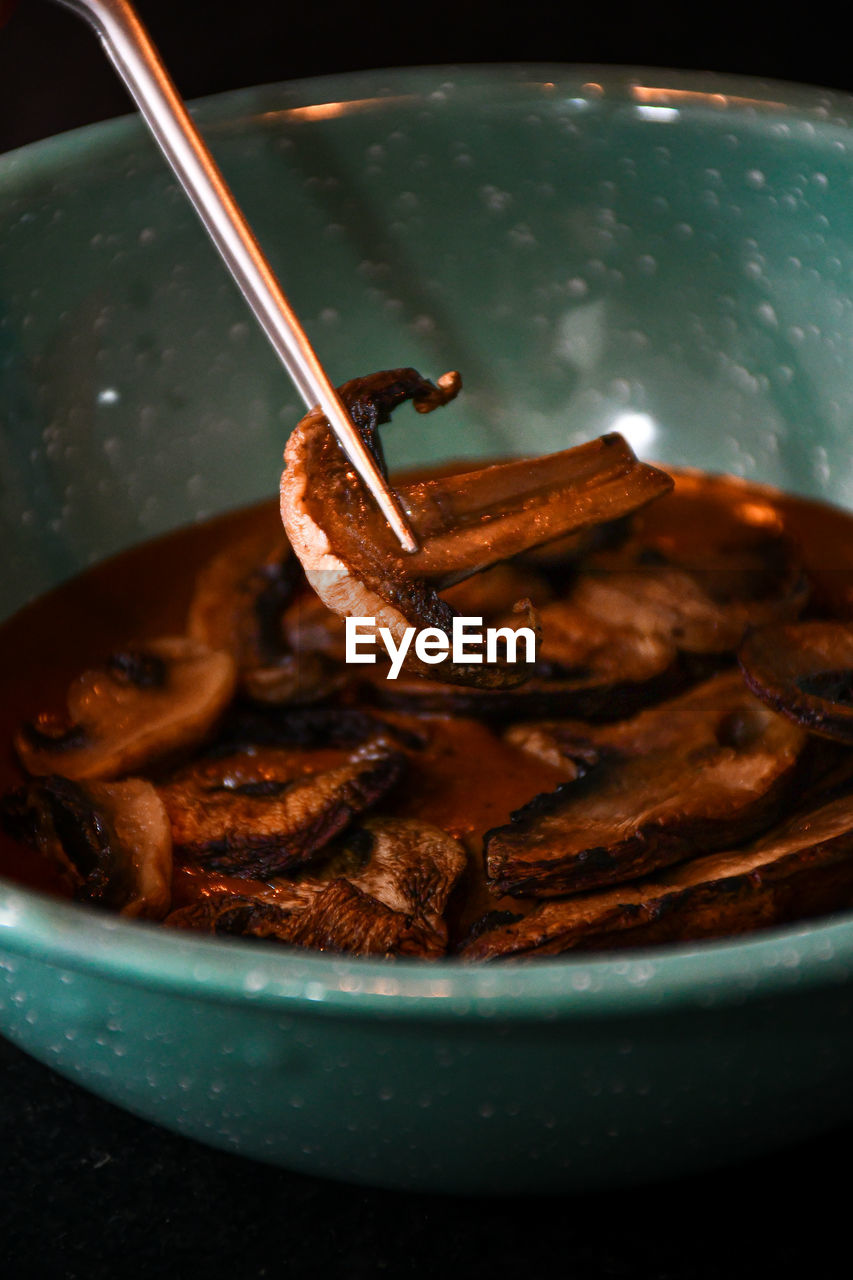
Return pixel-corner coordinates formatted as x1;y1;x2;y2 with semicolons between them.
2;1027;851;1279
2;6;853;1275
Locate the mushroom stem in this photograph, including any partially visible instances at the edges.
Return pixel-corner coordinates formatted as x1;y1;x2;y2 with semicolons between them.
397;433;673;586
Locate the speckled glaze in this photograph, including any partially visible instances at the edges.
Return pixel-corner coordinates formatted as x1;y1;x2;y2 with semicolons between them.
3;66;853;1192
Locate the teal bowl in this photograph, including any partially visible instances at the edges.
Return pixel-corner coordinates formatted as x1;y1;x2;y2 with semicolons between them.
3;65;853;1194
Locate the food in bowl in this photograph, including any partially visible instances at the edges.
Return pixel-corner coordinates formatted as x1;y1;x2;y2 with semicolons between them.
3;368;853;960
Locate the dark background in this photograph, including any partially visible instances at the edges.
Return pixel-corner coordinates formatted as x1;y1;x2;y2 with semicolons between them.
1;0;852;154
2;3;853;1277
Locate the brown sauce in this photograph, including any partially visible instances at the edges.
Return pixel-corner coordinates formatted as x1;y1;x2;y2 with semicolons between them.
0;494;565;916
3;468;853;948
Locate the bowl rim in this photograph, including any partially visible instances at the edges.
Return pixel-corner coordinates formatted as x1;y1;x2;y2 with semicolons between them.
3;62;853;1020
3;60;853;182
2;879;853;1019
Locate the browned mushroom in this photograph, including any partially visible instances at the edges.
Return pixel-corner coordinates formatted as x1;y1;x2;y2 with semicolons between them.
158;736;407;878
1;775;172;918
15;638;236;781
280;367;673;687
486;671;818;897
165;817;466;957
166;879;441;957
739;621;853;744
187;528;341;704
463;789;853;959
369;595;685;722
315;817;467;937
572;478;809;656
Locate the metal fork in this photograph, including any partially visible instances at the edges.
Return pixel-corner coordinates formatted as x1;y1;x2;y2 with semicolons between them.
6;0;420;551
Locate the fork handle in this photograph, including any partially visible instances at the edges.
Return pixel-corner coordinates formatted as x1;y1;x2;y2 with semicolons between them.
49;0;420;552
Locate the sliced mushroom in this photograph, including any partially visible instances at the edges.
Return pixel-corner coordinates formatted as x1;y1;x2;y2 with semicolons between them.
165;817;466;957
285;877;443;956
158;736;406;878
1;775;172;918
739;621;853;744
573;480;808;655
187;528;341;704
361;469;804;714
463;790;853;959
15;637;236;781
369;597;686;723
315;817;467;937
166;878;443;958
280;367;672;686
487;671;817;897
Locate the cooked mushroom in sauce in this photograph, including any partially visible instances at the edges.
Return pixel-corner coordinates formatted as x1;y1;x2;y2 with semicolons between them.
4;370;853;959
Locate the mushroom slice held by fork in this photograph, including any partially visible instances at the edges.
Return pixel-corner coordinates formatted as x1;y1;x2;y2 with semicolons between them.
280;368;673;687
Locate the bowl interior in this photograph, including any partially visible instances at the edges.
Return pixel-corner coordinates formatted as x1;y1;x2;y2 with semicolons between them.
3;64;853;1001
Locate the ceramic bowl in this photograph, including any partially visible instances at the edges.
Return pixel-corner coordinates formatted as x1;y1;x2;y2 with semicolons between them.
3;65;853;1194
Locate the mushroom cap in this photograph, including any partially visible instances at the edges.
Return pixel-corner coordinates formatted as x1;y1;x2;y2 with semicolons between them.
1;775;172;918
16;637;237;780
464;790;853;960
487;671;815;897
158;736;408;878
739;620;853;743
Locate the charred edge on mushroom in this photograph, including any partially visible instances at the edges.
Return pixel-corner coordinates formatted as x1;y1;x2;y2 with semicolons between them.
365;650;707;724
2;775;118;903
106;650;168;688
18;715;88;754
166;816;466;956
160;740;407;878
339;366;463;454
463;790;853;959
250;556;304;665
464;909;525;944
0;775;172;917
166;879;443;958
187;531;341;706
739;621;853;744
486;672;824;897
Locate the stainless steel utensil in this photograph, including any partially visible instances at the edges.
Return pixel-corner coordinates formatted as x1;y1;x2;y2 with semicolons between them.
41;0;419;552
